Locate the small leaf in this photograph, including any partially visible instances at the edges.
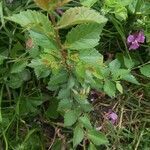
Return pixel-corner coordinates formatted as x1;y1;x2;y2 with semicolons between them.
80;0;98;7
122;74;140;85
123;56;134;69
8;10;54;36
116;81;123;94
79;115;93;129
88;142;97;150
45;98;59;119
57;7;107;28
11;61;27;73
109;59;121;72
79;49;103;66
29;30;58;50
104;80;116;97
66;24;104;50
140;64;150;77
57;99;72;111
87;130;108;146
73;125;84;147
64;110;79;126
29;59;50;78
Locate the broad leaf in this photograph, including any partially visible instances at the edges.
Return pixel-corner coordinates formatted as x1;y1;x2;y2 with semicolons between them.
29;30;58;50
64;110;79;126
73;125;84;147
66;24;104;50
122;74;140;85
57;7;107;28
11;61;27;73
87;130;108;146
80;0;98;7
140;64;150;77
8;10;54;36
79;49;103;65
29;59;50;78
104;80;116;97
123;56;134;69
57;99;72;111
109;59;121;72
79;115;93;129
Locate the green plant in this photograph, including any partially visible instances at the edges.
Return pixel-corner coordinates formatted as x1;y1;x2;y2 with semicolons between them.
5;0;142;148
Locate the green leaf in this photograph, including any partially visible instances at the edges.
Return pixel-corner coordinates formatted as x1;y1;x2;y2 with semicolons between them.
29;30;58;50
109;59;121;72
57;99;72;111
79;115;93;129
64;110;79;126
48;71;68;90
80;0;98;7
122;74;140;85
28;59;50;78
57;7;107;28
7;74;24;89
8;10;54;36
66;24;104;50
123;56;134;69
87;130;108;146
140;64;150;77
116;81;123;94
0;55;6;65
11;61;27;73
104;80;116;97
88;142;97;150
19;97;43;115
73;125;84;147
45;98;59;119
79;49;103;65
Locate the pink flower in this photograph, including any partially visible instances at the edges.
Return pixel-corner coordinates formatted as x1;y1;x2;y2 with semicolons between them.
106;110;118;124
127;31;145;50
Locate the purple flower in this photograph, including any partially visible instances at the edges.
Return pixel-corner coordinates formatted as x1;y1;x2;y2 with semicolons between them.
127;31;145;50
106;110;118;124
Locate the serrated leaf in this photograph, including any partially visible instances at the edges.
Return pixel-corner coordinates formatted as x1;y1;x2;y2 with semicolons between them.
116;81;123;94
64;110;79;126
87;130;108;146
80;0;98;7
57;99;72;111
8;10;54;36
28;59;50;78
79;49;103;65
48;71;68;90
73;125;84;147
140;64;150;77
29;30;58;50
57;7;107;28
104;80;116;97
7;74;24;89
66;24;104;50
79;115;93;129
11;61;27;73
